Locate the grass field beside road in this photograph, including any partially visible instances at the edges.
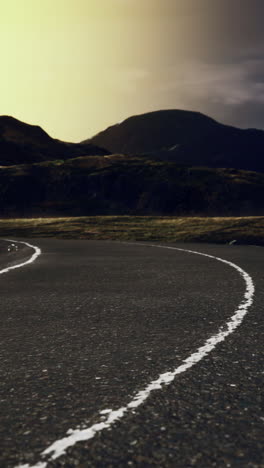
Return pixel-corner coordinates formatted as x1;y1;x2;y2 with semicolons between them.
0;216;263;245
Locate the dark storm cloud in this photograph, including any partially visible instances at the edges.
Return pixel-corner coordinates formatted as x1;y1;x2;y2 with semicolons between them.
150;0;264;128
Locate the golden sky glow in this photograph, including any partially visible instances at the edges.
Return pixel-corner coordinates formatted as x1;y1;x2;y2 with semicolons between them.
1;0;264;141
1;0;167;141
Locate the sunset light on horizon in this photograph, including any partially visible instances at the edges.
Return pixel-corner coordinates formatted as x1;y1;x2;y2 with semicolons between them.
1;0;264;141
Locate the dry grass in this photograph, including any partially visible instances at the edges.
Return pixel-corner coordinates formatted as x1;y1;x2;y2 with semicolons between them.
0;216;263;245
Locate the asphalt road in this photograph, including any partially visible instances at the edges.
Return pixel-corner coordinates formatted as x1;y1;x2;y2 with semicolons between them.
0;239;263;468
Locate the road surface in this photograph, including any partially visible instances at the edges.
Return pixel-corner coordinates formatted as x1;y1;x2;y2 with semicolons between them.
0;239;263;467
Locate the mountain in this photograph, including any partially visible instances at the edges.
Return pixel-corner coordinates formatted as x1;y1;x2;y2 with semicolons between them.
0;116;109;165
85;110;264;173
0;111;263;218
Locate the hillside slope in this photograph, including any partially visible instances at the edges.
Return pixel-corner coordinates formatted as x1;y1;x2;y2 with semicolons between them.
0;155;263;217
85;110;264;173
0;116;109;165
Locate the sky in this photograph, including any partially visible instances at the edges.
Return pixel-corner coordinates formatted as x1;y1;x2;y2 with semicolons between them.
1;0;264;141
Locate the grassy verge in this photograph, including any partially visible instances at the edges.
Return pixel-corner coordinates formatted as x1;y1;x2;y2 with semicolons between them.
0;216;263;245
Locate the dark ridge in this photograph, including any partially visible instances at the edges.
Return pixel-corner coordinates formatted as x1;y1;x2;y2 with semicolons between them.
0;116;110;166
0;115;52;145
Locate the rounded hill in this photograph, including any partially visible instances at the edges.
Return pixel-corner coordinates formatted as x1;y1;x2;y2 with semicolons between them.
84;109;219;154
85;109;264;173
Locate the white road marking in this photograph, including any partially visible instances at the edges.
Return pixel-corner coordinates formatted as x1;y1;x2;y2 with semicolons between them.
1;239;41;275
15;243;255;468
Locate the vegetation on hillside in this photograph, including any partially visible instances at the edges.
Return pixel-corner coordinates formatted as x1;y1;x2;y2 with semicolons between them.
0;155;263;217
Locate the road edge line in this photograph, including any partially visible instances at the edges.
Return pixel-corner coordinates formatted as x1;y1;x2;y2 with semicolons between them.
1;239;41;275
16;243;255;468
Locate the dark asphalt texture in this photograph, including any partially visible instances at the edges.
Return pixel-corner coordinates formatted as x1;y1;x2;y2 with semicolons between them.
0;239;263;468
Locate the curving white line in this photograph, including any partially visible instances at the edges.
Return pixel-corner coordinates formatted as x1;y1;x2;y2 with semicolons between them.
16;243;254;468
1;239;41;275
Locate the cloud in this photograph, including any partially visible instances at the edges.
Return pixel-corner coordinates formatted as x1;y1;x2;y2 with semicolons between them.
159;59;264;128
160;60;264;106
111;58;264;129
